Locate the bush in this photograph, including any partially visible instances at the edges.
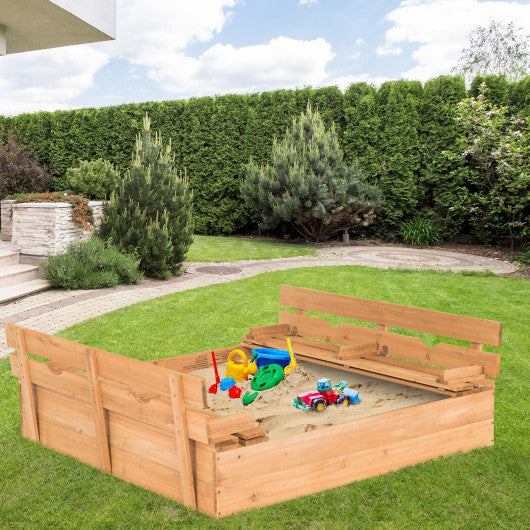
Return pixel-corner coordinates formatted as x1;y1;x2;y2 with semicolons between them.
400;218;442;247
42;238;143;290
241;103;382;242
99;114;194;279
65;159;120;199
0;132;51;199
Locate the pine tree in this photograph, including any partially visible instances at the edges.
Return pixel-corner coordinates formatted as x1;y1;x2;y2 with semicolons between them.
241;103;382;242
99;114;193;279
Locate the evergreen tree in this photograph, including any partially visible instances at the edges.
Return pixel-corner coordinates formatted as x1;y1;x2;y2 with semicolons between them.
241;104;382;242
99;114;193;279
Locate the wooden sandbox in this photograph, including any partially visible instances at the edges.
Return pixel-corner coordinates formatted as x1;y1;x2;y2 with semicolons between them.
7;285;501;517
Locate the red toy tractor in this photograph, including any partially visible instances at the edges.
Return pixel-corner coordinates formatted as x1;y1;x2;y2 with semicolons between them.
293;378;353;411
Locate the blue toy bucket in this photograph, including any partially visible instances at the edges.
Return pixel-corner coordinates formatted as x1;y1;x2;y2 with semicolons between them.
252;348;291;369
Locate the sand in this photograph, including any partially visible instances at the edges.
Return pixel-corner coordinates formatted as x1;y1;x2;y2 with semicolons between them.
192;360;445;440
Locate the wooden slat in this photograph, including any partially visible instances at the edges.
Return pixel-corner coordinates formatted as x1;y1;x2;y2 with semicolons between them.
248;324;290;338
279;285;502;346
85;349;112;473
216;419;493;516
442;364;483;384
216;390;493;486
110;446;184;503
169;373;196;509
207;411;258;444
235;427;267;440
192;442;218;517
338;342;378;359
279;312;501;378
13;327;39;442
296;354;463;396
6;324;206;408
107;411;180;470
38;417;100;468
35;386;96;437
239;436;268;447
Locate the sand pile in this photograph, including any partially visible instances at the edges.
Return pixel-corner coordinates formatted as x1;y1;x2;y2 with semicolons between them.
193;360;444;440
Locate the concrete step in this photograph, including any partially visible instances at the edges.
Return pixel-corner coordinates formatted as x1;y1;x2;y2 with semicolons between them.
0;278;51;304
0;263;41;288
0;250;19;267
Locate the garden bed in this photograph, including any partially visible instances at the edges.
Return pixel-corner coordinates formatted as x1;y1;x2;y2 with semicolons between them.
6;285;500;517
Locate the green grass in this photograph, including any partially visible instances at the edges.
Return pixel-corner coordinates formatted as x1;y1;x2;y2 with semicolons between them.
186;234;316;262
1;266;529;528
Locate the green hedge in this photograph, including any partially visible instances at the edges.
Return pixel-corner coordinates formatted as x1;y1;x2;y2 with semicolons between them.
1;76;528;239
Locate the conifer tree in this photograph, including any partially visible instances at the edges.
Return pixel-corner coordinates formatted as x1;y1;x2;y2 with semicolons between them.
99;114;193;279
241;104;382;242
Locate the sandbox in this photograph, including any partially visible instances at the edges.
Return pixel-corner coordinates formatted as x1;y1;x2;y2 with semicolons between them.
7;285;500;517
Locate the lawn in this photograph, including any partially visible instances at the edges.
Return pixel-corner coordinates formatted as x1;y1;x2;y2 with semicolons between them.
186;234;317;262
1;266;528;528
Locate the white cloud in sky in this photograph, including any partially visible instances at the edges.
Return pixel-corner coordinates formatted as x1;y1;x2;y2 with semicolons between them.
299;0;318;5
0;46;109;114
331;73;391;91
380;0;530;82
355;37;365;46
149;37;334;95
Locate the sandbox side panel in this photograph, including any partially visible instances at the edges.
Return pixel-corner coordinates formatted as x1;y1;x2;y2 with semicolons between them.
215;391;494;517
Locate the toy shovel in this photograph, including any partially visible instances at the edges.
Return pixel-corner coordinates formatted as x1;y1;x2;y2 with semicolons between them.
209;350;221;394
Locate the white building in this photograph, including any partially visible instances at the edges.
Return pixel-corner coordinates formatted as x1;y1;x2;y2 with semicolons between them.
0;0;116;55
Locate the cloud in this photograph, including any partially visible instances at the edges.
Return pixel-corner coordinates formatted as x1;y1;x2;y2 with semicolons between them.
150;37;335;95
355;37;364;46
299;0;318;5
331;73;391;91
0;46;109;115
1;0;338;115
379;0;530;82
376;44;402;56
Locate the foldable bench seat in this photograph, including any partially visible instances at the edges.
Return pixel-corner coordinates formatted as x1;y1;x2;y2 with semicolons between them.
241;285;501;396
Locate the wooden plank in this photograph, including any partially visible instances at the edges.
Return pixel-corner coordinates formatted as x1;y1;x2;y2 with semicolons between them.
207;411;258;444
279;285;502;346
107;411;180;470
38;417;100;468
365;355;445;377
193;442;218;517
13;327;39;442
296;354;461;396
10;355;91;404
35;386;96;438
110;445;184;504
216;390;493;486
248;324;290;338
151;346;235;373
169;373;197;509
7;324;206;408
279;311;378;345
338;342;378;359
235;427;267;440
441;364;483;384
85;349;112;473
377;333;500;378
216;419;493;516
6;323;86;367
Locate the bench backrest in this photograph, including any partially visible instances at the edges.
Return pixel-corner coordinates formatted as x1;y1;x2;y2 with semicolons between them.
279;285;502;348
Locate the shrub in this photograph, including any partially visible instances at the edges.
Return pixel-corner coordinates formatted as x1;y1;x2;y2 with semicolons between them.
400;218;442;247
14;191;93;231
241;103;382;242
0;132;51;199
42;238;143;290
444;83;529;249
65;159;120;199
99;114;194;279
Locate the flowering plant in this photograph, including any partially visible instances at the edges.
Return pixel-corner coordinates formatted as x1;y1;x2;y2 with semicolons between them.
447;83;529;248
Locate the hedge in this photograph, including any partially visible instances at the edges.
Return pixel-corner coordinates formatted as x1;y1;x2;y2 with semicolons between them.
1;75;528;239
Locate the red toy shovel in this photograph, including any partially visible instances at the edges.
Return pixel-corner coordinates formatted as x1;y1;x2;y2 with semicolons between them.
209;350;221;394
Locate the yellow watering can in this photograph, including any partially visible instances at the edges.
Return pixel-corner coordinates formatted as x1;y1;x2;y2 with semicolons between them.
225;349;257;382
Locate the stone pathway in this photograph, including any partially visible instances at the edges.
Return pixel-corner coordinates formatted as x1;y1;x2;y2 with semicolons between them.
0;245;517;359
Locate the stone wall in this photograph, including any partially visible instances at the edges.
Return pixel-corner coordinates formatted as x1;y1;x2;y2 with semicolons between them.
8;201;104;256
1;200;15;241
